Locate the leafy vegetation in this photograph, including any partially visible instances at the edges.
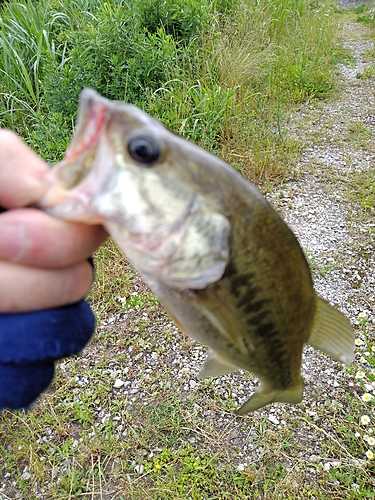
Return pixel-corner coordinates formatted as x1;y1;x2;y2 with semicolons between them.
346;168;375;211
1;0;340;177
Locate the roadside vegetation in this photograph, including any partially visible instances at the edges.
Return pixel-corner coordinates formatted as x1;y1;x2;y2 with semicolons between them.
0;1;374;499
1;0;340;177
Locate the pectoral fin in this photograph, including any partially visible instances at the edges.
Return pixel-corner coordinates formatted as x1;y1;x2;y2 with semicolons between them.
198;350;238;378
308;297;354;365
236;380;304;415
192;289;254;356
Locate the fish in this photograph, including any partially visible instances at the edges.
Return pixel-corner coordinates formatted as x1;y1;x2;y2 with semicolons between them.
39;88;354;415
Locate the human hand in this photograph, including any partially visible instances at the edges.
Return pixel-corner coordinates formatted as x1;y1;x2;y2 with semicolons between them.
0;130;107;312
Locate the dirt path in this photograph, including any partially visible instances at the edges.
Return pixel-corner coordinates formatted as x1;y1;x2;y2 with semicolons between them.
268;18;374;340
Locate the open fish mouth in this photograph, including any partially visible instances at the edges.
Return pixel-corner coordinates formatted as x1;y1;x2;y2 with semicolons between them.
37;90;113;221
65;89;109;163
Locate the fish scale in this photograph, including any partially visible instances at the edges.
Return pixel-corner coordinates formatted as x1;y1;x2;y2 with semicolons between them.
39;88;354;414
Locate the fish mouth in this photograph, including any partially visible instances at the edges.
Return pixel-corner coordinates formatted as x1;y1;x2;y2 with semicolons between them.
65;89;109;162
38;90;112;221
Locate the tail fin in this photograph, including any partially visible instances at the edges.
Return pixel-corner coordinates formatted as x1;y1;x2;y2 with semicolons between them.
308;297;354;365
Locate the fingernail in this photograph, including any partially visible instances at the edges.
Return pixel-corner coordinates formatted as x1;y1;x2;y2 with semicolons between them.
0;223;26;261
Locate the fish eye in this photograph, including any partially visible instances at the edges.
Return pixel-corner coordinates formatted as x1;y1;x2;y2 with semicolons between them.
127;134;161;166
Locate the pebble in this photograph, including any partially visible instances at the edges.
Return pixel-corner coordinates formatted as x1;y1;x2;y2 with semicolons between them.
134;464;144;474
268;415;280;425
323;461;340;471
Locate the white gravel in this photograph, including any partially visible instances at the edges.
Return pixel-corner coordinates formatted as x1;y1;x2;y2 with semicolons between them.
266;23;374;326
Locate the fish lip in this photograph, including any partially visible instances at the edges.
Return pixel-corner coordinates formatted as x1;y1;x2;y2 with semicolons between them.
38;168;105;223
65;89;109;161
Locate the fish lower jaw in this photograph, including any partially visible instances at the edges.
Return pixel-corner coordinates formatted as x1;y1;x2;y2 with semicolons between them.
41;193;104;224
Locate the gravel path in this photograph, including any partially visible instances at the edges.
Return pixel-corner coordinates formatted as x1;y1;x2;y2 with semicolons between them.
257;21;375;463
267;20;374;327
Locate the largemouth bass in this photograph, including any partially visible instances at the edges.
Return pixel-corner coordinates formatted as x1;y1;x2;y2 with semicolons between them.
39;88;353;414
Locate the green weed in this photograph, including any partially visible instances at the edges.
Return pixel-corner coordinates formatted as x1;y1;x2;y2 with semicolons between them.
304;249;337;278
149;79;238;150
87;238;133;322
346;169;375;211
356;65;375;79
0;0;340;178
137;0;211;45
355;3;375;25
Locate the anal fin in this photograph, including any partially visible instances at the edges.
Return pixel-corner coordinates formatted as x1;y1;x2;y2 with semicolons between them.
308;297;354;365
236;381;304;415
198;350;238;378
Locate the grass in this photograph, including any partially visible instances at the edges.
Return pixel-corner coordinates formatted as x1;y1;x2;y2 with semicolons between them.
304;249;340;279
87;239;133;323
1;1;375;499
0;0;341;179
1;341;374;499
346;169;375;211
1;258;374;498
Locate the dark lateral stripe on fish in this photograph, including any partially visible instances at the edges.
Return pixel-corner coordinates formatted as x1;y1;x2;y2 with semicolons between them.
255;322;276;338
224;261;256;296
255;323;291;366
251;319;294;386
224;261;266;311
243;300;266;315
224;260;293;380
263;337;294;387
245;310;269;325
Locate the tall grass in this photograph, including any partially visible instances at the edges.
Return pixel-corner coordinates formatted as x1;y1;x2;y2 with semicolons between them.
0;0;339;173
207;0;339;176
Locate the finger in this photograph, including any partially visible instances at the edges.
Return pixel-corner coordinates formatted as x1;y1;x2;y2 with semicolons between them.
0;260;94;312
0;130;49;208
0;208;107;267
